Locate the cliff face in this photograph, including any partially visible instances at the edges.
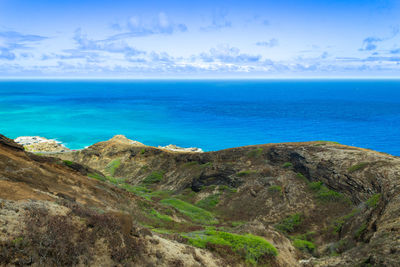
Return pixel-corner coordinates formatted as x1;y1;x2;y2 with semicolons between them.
1;134;400;266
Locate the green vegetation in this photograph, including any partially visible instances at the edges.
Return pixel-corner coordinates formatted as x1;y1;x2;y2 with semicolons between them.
275;213;302;233
354;222;367;238
142;171;165;184
282;162;293;168
348;162;369;173
196;194;219;210
296;173;308;183
140;148;146;154
63;160;74;166
237;170;257;176
231;221;246;227
183;230;278;265
293;239;315;253
247;147;263;158
333;208;360;233
183;161;199;167
268;185;282;194
201;162;213;168
366;193;381;208
106;158;121;176
88;173;106;182
149;209;173;222
308;181;345;202
218;185;238;193
161;198;218;224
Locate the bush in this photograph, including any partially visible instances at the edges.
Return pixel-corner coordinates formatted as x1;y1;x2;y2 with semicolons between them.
161;198;218;224
293;239;315;253
275;213;302;233
183;230;278;265
142;171;164;184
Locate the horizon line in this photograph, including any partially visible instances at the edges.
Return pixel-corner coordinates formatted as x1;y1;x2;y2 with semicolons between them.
1;76;400;80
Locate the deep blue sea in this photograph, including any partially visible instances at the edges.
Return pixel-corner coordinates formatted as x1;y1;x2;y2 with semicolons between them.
0;80;399;155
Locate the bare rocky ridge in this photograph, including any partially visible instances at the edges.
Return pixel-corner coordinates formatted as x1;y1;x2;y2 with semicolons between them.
1;134;400;266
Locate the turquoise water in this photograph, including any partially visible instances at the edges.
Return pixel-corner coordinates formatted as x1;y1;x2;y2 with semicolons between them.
0;80;399;155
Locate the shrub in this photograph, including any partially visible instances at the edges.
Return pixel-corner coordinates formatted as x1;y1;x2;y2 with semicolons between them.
161;198;218;224
106;159;121;176
140;148;146;154
293;239;315;253
275;213;302;233
142;171;164;184
183;230;278;265
282;162;293;168
348;162;368;173
366;193;381;208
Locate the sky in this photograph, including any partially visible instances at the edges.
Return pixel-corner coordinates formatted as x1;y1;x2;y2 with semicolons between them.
0;0;399;78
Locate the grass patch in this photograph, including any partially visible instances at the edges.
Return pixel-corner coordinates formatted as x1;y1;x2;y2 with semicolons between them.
88;173;106;182
247;148;263;158
63;160;74;166
149;209;173;222
196;194;219;210
140;148;146;154
293;239;315;253
282;162;293;168
161;198;218;224
218;185;237;193
237;170;257;177
142;171;165;184
183;230;277;265
275;213;302;234
308;181;345;202
348;162;369;173
366;193;381;208
106;158;121;176
268;185;282;194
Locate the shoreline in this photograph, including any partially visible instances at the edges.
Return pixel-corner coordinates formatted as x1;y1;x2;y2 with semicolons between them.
14;135;204;153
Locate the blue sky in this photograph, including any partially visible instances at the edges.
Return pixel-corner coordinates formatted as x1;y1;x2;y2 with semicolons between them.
0;0;399;78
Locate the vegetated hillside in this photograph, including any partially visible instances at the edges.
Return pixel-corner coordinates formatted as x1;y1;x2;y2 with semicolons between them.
1;133;400;266
0;134;223;267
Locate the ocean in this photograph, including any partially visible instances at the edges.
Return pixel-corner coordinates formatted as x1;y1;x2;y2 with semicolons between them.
0;80;399;155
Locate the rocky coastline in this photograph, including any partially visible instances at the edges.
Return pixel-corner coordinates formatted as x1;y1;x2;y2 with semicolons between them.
14;135;204;153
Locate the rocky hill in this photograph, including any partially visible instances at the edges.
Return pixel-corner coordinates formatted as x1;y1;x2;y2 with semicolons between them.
1;134;400;266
